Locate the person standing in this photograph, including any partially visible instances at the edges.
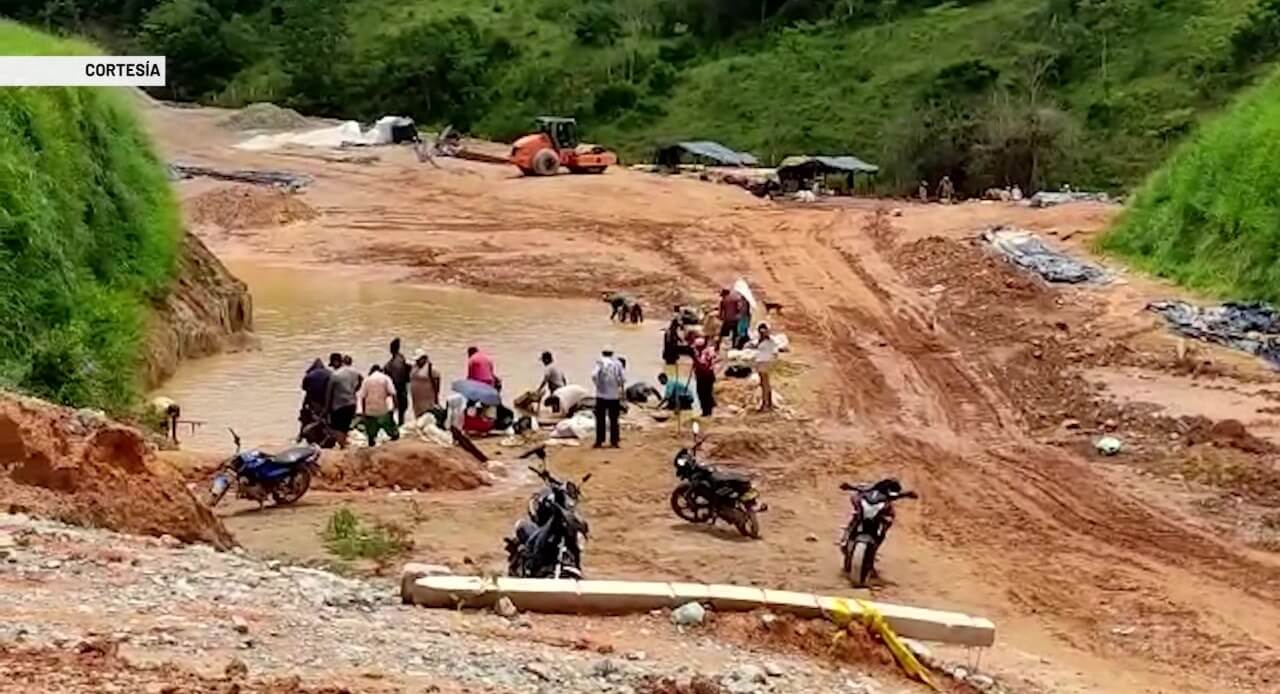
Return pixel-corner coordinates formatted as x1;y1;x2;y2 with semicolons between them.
466;346;499;390
325;352;361;448
918;180;929;203
735;293;752;350
938;175;955;203
357;364;399;446
409;349;441;420
662;314;685;376
298;358;331;439
384;338;412;426
754;323;779;412
716;288;741;351
692;338;718;417
591;347;626;448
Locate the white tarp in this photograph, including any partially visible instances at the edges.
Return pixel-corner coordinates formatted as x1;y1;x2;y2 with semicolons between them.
235;116;413;151
732;277;758;312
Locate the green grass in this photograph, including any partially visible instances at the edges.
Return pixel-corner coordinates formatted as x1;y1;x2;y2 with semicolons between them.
331;0;1268;192
0;20;181;410
322;508;414;563
1099;66;1280;302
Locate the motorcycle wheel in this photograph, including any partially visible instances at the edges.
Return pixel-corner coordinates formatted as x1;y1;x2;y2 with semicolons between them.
850;541;871;587
271;468;312;505
734;507;761;539
670;484;713;523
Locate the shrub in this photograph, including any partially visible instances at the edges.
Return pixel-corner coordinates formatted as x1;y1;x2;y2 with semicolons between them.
572;3;622;45
322;508;414;562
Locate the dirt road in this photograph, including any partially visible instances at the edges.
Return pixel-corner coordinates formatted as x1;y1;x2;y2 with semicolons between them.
144;103;1280;693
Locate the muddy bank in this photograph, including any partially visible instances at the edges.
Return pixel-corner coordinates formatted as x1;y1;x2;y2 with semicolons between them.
316;441;491;493
143;231;254;388
0;392;233;548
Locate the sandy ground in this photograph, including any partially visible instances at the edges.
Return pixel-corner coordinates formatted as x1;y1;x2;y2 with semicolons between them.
139;102;1280;693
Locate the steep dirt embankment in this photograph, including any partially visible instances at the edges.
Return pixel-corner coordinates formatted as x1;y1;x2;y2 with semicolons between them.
142;231;254;388
0;392;233;548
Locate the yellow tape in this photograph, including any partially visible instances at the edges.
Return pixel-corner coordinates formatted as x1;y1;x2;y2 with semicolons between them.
825;597;939;691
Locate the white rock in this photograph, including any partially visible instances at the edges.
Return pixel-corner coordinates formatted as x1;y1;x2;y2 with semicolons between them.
732;664;767;683
671;601;706;626
231;616;249;635
968;674;995;690
494;596;519;618
763;662;784;677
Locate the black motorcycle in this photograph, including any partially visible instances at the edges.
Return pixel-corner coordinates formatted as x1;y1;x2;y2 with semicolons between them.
839;478;917;586
504;447;591;579
669;424;766;539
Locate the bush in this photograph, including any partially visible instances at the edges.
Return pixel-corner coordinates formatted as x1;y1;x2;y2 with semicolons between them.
135;0;248;100
322;508;414;562
1100;68;1280;301
0;21;181;410
593;82;640;117
354;15;510;129
572;2;622;45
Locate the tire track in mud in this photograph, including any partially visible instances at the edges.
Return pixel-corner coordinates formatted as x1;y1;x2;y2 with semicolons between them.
728;211;1280;689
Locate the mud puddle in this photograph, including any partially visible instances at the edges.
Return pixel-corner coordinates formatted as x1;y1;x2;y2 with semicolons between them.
156;260;663;452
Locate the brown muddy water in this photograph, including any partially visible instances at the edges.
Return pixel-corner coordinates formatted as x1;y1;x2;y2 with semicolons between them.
157;261;664;452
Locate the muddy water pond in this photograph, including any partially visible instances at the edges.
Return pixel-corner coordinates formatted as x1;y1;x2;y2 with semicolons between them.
158;261;664;452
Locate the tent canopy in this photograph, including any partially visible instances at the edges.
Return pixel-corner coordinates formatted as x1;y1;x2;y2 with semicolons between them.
655;141;759;167
777;155;879;175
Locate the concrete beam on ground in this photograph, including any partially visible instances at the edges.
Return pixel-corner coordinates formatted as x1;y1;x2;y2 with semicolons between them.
401;569;995;647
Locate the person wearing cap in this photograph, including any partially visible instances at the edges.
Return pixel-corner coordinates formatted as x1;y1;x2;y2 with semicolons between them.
409;349;441;420
384;338;412;426
591;346;626;448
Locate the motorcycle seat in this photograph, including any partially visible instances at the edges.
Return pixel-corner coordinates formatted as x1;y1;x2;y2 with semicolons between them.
709;468;751;489
270;447;317;466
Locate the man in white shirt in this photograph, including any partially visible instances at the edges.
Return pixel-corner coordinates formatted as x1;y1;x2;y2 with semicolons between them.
754;323;779;412
357;364;399;446
591;347;626;448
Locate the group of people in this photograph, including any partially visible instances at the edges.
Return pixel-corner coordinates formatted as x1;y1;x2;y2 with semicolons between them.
298;338;441;448
297;285;782;451
661;288;780;417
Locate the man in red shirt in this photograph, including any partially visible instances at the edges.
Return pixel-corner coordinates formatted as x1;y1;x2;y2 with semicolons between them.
466;346;500;390
716;288;741;351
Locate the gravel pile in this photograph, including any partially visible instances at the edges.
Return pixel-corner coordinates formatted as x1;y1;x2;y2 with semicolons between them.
0;514;896;693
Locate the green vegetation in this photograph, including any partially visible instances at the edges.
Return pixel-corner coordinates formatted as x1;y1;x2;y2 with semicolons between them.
1100;69;1280;302
0;20;181;410
15;0;1280;194
18;0;1280;195
322;508;414;562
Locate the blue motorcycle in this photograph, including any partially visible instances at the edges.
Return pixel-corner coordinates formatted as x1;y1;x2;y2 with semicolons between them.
206;429;320;508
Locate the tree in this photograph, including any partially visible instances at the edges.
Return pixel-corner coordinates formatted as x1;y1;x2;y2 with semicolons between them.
136;0;245;100
276;0;351;114
356;16;510;129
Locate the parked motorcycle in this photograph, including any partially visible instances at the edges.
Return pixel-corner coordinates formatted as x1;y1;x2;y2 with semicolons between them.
839;478;917;587
206;429;321;509
669;423;766;539
504;447;591;579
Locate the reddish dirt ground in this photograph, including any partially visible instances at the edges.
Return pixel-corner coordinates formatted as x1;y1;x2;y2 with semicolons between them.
0;394;233;549
140;101;1280;693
